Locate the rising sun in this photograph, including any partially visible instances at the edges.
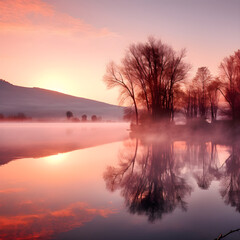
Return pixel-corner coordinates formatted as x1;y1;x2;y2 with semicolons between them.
44;153;65;165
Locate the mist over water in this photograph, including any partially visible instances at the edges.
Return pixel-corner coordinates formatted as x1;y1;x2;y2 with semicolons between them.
0;122;129;165
0;123;239;240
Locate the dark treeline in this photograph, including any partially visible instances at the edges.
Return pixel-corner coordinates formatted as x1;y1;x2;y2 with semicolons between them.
65;111;102;122
0;112;31;121
104;37;240;125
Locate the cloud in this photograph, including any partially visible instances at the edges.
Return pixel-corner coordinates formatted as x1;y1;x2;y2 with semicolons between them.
0;201;116;239
0;0;114;37
0;188;25;194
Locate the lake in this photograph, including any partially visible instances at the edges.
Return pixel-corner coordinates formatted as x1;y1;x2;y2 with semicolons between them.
0;123;239;240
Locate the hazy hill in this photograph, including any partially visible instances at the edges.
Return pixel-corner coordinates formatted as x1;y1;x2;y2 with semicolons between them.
0;80;124;120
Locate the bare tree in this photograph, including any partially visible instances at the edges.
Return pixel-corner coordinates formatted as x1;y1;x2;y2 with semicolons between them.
103;37;190;124
104;62;139;125
207;78;220;122
193;67;212;119
219;50;240;122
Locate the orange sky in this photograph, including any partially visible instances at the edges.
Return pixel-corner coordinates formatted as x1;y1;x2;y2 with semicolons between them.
0;0;239;105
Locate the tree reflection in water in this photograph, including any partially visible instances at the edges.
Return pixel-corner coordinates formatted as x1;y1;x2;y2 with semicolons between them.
185;141;222;190
220;142;240;212
104;135;240;222
103;138;192;222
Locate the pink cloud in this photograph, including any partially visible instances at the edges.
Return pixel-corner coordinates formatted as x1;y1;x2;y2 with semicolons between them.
0;188;25;193
0;201;116;239
0;0;114;37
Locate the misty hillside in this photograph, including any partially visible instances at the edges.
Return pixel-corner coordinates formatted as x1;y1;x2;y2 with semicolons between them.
0;80;124;120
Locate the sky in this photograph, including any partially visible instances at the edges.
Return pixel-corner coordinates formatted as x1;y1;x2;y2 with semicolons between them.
0;0;239;105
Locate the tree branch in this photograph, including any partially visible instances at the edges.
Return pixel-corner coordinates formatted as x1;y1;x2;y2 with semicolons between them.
214;228;240;240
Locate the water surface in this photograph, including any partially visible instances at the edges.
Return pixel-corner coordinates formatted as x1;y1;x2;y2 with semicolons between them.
0;123;239;240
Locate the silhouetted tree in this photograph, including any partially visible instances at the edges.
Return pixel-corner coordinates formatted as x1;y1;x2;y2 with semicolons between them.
91;115;97;121
183;67;220;122
81;114;87;122
220;142;240;212
193;67;212;119
104;37;190;124
219;50;240;122
104;61;139;125
9;112;28;121
17;113;26;120
207;78;220;122
183;84;198;120
66;111;73;119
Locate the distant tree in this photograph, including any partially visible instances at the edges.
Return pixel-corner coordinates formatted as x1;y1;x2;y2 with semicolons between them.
219;50;240;122
91;115;97;121
183;67;219;122
8;113;28;121
16;112;27;120
0;113;4;120
66;111;73;119
72;117;80;122
193;67;212;119
207;78;221;122
183;85;198;120
82;114;87;122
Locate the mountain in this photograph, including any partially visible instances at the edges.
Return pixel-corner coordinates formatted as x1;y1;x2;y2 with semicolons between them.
0;80;124;120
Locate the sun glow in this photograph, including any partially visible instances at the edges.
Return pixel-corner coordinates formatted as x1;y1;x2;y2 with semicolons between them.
35;70;71;94
44;153;65;165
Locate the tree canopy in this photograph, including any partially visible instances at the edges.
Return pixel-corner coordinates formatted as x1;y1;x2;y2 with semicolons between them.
104;37;240;124
104;37;190;124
